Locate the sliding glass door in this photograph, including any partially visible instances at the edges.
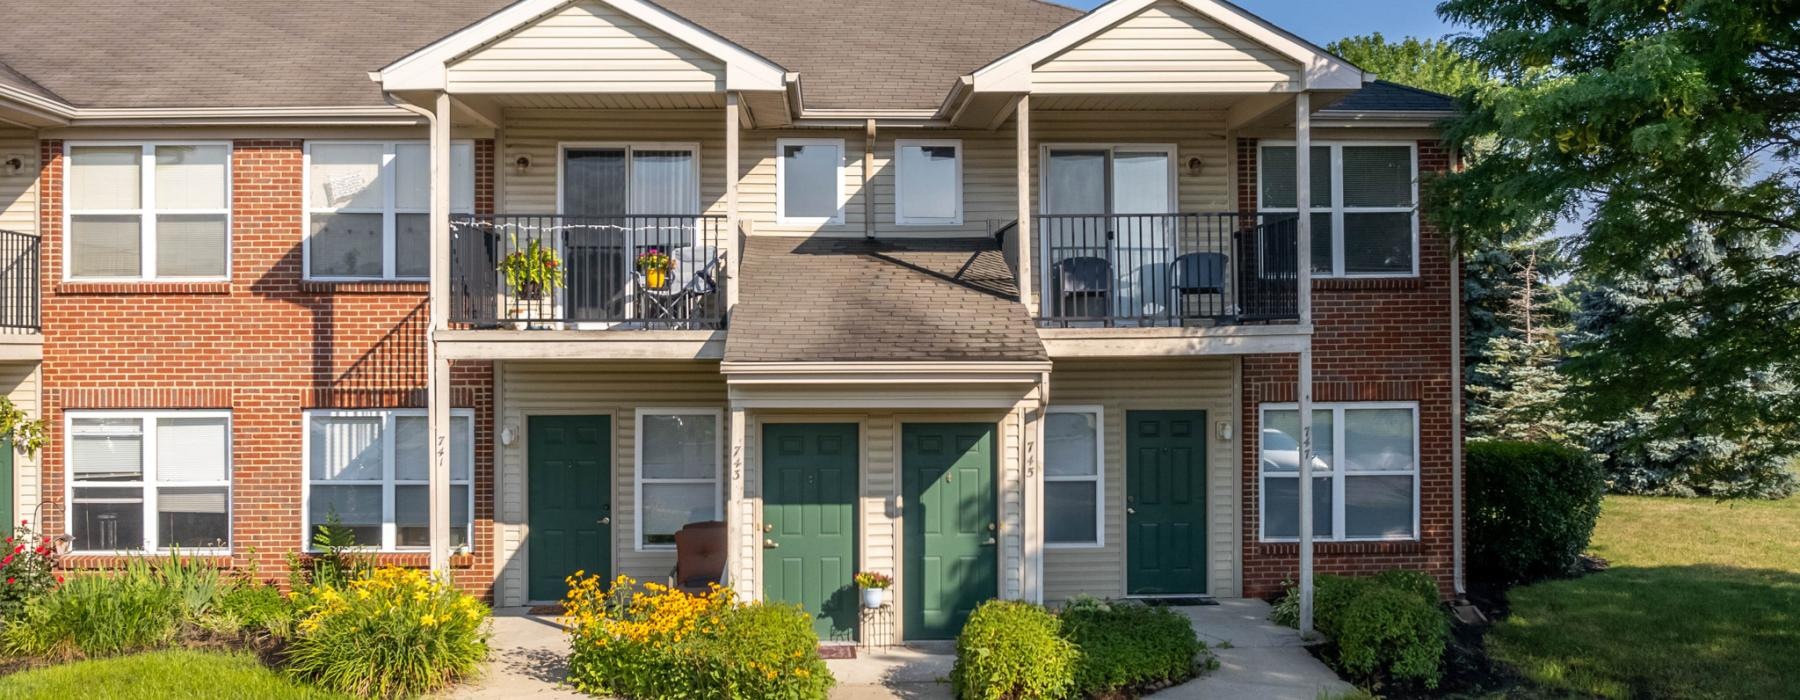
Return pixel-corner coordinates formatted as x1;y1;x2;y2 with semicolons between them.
560;144;699;322
1041;146;1176;321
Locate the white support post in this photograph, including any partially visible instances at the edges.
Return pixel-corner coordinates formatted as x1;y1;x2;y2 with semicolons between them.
1015;95;1034;315
725;93;741;310
726;406;751;599
1294;92;1317;637
427;91;454;576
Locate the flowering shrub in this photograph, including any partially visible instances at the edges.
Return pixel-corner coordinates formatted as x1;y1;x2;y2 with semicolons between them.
563;573;833;699
0;520;61;619
283;567;491;698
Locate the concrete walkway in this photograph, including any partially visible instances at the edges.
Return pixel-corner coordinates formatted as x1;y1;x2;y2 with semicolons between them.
454;600;1352;700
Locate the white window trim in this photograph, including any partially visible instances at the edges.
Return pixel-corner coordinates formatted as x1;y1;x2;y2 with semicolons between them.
302;140;474;282
1044;405;1105;549
62;141;234;283
1256;140;1420;278
300;408;476;552
633;407;724;552
1035;143;1181;216
64;410;233;554
776;138;846;226
894;138;963;226
1257;401;1421;543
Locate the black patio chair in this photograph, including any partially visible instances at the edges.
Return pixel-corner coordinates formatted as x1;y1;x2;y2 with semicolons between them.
1170;252;1227;320
1053;256;1112;320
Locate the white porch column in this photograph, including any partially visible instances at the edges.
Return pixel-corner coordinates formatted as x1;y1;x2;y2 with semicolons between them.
1294;92;1317;636
725;93;741;310
726;406;752;599
1015;95;1035;315
427;91;454;575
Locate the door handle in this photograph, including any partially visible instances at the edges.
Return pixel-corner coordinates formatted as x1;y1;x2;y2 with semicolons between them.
598;516;611;525
1127;508;1136;515
764;538;780;549
982;536;997;546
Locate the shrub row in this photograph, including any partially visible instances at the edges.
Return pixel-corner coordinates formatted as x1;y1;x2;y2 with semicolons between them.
951;597;1208;699
1272;570;1449;689
562;573;835;700
1467;439;1606;584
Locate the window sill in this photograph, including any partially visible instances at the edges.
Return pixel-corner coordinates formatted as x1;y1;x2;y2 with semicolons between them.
1256;540;1424;556
56;281;231;295
61;552;234;570
1313;277;1421;291
299;280;430;294
298;551;477;569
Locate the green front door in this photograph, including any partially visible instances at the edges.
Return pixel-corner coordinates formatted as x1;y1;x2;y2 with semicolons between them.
1126;411;1208;596
762;423;859;641
0;438;12;529
902;423;997;640
528;415;611;602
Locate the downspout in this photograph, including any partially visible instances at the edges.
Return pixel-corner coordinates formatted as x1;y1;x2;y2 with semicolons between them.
1449;143;1467;598
864;119;877;240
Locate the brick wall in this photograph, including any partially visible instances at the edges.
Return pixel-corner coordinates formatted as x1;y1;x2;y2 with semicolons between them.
1236;139;1460;598
37;138;500;597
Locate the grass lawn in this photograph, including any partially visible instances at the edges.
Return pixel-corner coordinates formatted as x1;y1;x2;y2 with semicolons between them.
1488;495;1800;699
0;649;349;699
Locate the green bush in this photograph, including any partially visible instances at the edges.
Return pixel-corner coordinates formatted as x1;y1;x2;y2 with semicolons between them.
951;600;1076;700
283;567;490;699
0;521;61;620
216;583;293;634
1061;602;1205;697
0;571;183;660
1335;585;1449;688
563;574;832;700
1467;440;1605;584
1371;569;1439;607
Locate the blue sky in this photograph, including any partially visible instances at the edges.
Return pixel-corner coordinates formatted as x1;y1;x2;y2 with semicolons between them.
1055;0;1459;46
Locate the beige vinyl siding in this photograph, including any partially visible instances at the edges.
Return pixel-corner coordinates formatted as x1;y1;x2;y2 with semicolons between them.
494;360;727;606
745;406;1032;644
500;108;729;215
0;131;35;235
0;362;38;521
1033;1;1300;93
448;0;723;94
1042;358;1241;600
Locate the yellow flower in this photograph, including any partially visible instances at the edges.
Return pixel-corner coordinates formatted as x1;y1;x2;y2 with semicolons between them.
421;614;438;627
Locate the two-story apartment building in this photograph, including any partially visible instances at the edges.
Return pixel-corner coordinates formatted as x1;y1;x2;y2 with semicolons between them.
0;0;1462;644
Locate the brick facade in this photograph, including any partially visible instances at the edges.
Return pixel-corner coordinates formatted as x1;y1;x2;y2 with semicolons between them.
36;138;501;597
1235;139;1460;598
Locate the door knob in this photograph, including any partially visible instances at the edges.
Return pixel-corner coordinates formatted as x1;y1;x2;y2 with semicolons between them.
982;536;997;546
1127;508;1136;515
764;538;779;549
598;517;611;525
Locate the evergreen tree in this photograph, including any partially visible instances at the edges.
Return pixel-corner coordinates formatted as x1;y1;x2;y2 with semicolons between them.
1570;232;1798;499
1467;250;1578;444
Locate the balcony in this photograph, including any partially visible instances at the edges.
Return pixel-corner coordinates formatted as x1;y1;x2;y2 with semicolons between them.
448;215;728;331
1033;213;1299;328
0;230;39;333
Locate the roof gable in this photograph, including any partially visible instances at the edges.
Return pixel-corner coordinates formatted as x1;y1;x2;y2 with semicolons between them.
972;0;1362;94
1033;1;1301;94
382;0;785;94
447;0;724;94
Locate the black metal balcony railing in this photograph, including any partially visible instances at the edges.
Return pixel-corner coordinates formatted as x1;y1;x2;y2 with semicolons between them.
449;215;728;330
0;230;40;331
1033;213;1299;327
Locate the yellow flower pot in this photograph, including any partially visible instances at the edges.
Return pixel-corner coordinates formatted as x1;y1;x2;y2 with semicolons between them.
646;268;669;290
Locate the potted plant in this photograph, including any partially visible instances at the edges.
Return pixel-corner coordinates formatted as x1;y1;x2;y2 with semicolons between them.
636;248;675;291
499;237;563;301
854;571;892;609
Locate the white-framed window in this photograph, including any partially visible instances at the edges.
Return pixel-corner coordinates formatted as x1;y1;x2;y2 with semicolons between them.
1257;141;1418;277
303;409;474;551
65;411;232;553
557;142;703;217
1258;402;1420;542
63;142;232;281
634;408;723;550
776;138;845;225
895;139;962;225
304;141;475;280
1045;406;1104;547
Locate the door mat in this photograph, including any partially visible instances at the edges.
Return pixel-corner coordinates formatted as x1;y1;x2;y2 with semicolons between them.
817;644;857;659
527;604;565;616
1138;596;1217;607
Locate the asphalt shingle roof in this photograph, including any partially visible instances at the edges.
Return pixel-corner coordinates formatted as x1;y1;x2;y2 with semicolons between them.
725;237;1046;363
1327;80;1457;113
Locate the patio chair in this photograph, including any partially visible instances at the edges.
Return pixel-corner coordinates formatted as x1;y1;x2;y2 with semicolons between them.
1170;252;1227;319
1052;256;1112;320
668;520;728;594
634;246;721;328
